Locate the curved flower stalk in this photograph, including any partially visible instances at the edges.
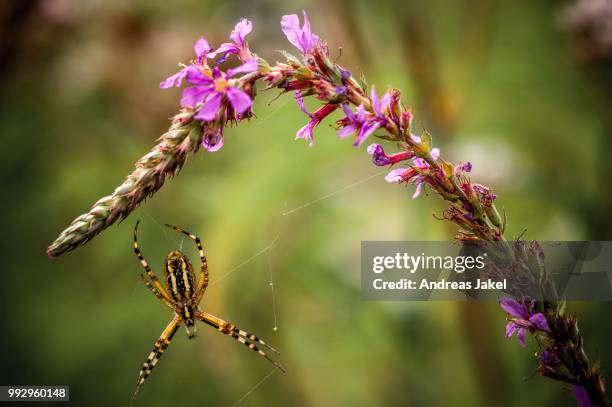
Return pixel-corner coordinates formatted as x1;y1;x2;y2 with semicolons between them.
47;12;607;406
47;109;201;257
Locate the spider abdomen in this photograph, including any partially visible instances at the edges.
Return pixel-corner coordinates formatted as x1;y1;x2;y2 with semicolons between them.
164;250;196;302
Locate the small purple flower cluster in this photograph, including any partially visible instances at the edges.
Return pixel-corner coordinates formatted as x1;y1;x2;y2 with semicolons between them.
160;21;257;151
337;86;390;147
381;144;440;199
270;14;453;201
500;297;550;347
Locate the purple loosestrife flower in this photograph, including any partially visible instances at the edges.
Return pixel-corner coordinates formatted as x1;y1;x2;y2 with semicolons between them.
337;103;374;147
386;168;426;199
337;87;391;147
500;297;550;347
208;18;253;62
281;11;319;54
160;38;212;89
367;143;414;166
161;47;257;152
361;86;391;146
294;91;315;145
385;167;417;183
181;59;257;121
294;91;339;145
367;144;390;166
384;150;440;199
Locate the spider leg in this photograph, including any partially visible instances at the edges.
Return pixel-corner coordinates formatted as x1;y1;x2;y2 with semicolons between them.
139;274;173;309
196;311;285;373
197;310;279;354
132;315;181;400
164;224;209;303
133;221;172;303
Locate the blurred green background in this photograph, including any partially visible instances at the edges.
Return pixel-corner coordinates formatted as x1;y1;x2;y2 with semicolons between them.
1;0;611;406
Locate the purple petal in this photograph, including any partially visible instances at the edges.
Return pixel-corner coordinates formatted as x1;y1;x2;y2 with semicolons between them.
202;129;224;152
208;43;239;60
180;86;213;108
413;158;428;168
341;103;355;122
500;297;526;319
505;321;518;338
185;65;213;85
411;134;421;143
356;104;366;121
211;66;222;79
527;299;535;315
226;86;252;114
370;86;380;114
529;313;551;332
195;38;212;56
300;11;319;51
354;121;380;147
517;328;526;347
340;68;351;80
194;38;212;63
367;143;383;156
227;58;258;77
379;92;391;112
367;143;392;166
160;69;187;89
301;11;313;43
431;148;440;160
280;12;318;54
194;92;223;121
337;124;358;138
412;181;424;199
230;18;252;47
295;91;312;117
571;386;593;407
370;86;390;116
385;168;407;183
281;14;304;53
296;121;315;146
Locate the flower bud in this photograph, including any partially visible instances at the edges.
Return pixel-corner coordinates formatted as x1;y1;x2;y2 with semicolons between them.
485;204;503;228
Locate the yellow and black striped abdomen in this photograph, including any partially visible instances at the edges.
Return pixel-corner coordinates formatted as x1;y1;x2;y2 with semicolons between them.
164;251;196;302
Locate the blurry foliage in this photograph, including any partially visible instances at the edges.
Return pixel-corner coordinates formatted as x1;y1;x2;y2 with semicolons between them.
1;0;611;406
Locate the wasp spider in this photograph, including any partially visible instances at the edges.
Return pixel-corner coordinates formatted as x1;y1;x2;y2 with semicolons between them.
132;221;285;398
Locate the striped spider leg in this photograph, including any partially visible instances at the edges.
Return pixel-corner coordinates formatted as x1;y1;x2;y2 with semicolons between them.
131;222;285;399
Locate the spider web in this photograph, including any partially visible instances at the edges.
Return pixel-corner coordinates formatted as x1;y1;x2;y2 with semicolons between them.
140;168;382;404
224;169;385;405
